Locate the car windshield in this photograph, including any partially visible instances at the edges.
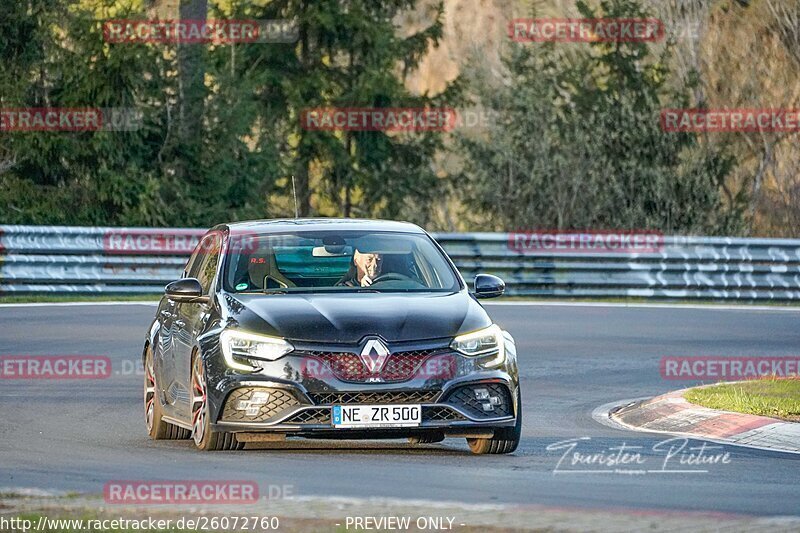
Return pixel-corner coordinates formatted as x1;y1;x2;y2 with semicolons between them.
223;231;461;294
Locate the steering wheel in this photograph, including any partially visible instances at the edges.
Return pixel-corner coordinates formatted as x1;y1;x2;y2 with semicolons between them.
369;272;413;284
369;272;416;285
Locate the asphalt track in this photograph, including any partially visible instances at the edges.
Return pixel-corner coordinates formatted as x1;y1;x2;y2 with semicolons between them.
0;302;798;519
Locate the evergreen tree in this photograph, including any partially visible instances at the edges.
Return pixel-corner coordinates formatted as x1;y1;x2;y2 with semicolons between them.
238;0;455;220
457;0;743;235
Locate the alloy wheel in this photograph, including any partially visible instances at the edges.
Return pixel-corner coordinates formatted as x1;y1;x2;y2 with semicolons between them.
191;356;208;446
144;350;157;433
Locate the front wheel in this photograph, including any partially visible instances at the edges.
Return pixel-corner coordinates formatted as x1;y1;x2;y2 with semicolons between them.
191;354;243;451
144;344;189;440
466;390;522;455
408;432;445;445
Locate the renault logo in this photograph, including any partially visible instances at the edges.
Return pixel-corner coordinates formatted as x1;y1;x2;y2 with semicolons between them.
360;338;390;374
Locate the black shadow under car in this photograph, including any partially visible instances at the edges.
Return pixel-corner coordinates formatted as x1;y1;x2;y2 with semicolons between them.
143;219;521;454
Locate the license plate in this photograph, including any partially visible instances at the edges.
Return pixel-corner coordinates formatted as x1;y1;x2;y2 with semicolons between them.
332;404;421;428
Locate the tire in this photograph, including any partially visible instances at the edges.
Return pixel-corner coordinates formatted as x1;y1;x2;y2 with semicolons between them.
466;389;522;455
191;353;243;451
408;433;445;445
144;344;189;440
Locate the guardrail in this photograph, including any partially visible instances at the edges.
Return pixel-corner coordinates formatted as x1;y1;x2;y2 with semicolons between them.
1;225;799;301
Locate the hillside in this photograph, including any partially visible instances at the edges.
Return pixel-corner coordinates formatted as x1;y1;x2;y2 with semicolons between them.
405;0;800;236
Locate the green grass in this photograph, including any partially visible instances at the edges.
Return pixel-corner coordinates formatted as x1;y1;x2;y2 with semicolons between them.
685;378;800;421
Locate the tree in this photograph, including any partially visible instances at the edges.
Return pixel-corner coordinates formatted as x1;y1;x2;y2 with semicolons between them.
457;0;742;235
236;0;455;220
0;0;284;226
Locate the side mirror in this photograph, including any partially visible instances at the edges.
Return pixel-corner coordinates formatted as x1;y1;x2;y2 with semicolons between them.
165;278;207;303
473;274;505;299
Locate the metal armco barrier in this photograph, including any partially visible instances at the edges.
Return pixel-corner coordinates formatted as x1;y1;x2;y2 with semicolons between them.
1;226;800;301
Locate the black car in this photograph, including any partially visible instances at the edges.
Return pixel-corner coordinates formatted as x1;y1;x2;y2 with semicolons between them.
143;219;521;454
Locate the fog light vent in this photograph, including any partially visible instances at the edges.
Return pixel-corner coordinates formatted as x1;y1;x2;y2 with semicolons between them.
221;387;301;422
474;387;503;411
444;383;513;419
236;391;271;416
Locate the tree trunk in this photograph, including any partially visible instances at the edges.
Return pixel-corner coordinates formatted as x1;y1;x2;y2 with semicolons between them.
294;4;312;217
294;136;312;217
177;0;207;170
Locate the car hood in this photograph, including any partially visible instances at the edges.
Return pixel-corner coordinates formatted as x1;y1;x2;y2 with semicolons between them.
223;291;491;343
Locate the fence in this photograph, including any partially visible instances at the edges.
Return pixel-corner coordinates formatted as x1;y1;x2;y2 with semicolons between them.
1;225;799;301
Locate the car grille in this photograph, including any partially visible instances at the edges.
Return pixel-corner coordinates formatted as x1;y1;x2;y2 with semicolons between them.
303;349;449;383
220;387;301;423
282;408;332;425
308;390;441;405
422;406;466;422
443;383;513;419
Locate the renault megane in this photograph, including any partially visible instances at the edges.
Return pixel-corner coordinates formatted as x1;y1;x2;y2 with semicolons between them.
143;219;521;454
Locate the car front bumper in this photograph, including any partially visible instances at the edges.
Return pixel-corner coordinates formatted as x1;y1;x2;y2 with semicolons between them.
204;334;520;438
210;375;518;436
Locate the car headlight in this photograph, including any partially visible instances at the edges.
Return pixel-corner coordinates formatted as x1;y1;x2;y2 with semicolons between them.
450;324;505;368
220;330;294;371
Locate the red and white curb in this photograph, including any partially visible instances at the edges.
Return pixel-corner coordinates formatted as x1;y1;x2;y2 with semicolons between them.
594;389;800;455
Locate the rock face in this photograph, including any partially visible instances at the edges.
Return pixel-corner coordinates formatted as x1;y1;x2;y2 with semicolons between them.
409;0;800;236
402;0;579;94
147;0;179;18
401;0;515;95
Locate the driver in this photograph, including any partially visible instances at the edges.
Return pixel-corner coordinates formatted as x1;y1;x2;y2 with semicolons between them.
337;249;382;287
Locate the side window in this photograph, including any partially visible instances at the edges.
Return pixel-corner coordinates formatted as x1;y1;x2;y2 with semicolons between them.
183;233;211;278
189;233;222;294
183;248;201;278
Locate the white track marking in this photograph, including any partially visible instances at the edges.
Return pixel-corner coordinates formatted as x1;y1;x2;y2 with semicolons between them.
0;301;158;308
485;301;800;312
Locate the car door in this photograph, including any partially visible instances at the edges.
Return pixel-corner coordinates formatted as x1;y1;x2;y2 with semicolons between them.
156;238;206;413
172;232;221;418
153;296;177;395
